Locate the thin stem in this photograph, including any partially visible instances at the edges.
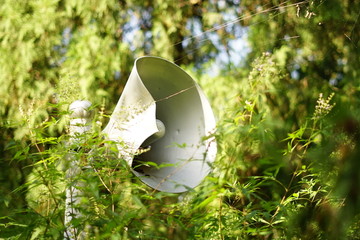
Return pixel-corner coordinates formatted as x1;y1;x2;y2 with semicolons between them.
219;197;224;240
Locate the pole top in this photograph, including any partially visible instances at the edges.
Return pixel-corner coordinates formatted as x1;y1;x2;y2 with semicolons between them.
69;100;92;119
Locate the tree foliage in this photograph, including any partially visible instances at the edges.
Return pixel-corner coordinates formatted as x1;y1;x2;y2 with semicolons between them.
1;0;360;239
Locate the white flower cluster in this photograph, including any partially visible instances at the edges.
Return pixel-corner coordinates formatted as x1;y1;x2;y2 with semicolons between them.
312;93;335;120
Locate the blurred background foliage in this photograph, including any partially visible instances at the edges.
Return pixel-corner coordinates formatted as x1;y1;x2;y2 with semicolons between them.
1;0;360;239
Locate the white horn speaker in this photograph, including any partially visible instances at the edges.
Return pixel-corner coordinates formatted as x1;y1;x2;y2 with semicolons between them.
103;56;216;193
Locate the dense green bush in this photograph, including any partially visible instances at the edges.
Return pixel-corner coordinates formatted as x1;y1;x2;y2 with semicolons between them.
2;53;360;239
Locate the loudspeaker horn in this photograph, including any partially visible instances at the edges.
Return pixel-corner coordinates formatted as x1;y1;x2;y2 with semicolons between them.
103;56;216;193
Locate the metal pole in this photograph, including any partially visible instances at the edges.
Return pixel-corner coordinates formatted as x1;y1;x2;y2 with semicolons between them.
64;100;92;240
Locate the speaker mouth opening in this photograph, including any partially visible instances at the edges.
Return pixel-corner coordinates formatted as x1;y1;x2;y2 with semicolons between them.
132;119;166;176
132;150;152;177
